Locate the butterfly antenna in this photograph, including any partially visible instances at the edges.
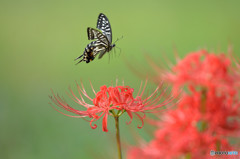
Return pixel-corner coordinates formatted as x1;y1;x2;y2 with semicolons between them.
113;35;123;44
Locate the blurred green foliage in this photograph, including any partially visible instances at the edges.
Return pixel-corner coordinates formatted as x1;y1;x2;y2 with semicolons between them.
0;0;240;159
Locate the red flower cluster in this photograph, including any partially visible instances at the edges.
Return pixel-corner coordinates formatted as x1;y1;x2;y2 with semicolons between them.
164;50;236;96
50;81;174;132
127;50;240;158
127;106;233;159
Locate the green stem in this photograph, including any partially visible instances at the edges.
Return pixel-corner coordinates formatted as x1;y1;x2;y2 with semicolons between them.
200;88;207;114
115;116;122;159
184;152;191;159
199;88;208;132
216;140;221;151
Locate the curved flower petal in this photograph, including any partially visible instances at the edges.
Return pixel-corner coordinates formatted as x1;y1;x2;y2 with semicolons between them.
126;110;133;125
102;112;109;132
90;118;97;129
135;112;145;129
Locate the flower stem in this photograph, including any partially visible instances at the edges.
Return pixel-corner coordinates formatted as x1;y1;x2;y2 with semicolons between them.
200;88;207;114
115;116;122;159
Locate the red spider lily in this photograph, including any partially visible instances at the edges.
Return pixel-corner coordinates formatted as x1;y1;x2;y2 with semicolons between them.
127;107;234;159
49;80;175;132
162;49;236;96
127;50;240;159
127;85;239;159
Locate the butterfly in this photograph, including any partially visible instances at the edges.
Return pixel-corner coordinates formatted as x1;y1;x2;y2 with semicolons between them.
75;13;116;64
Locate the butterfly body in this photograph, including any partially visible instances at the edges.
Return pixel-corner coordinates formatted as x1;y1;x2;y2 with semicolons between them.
75;41;95;63
76;13;115;64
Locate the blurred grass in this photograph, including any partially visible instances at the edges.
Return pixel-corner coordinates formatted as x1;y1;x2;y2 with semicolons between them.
0;0;240;159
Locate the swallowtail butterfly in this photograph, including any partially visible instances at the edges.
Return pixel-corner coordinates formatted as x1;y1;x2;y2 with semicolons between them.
75;13;116;64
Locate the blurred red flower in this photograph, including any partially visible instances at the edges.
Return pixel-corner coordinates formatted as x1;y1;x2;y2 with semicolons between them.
127;106;233;159
127;50;240;159
50;81;175;132
163;50;236;96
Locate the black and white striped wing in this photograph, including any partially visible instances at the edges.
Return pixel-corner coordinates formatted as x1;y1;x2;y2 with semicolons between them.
87;27;109;47
97;13;112;43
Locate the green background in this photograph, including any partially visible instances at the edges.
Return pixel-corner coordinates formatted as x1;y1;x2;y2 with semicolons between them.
1;0;240;159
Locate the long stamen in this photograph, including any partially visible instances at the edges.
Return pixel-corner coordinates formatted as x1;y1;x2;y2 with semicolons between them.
140;80;148;97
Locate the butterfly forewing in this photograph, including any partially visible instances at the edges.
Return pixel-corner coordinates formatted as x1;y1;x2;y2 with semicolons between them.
97;13;112;43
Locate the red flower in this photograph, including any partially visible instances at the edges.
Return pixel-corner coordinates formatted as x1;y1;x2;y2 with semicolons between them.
127;91;239;159
163;50;240;136
50;81;175;132
127;107;234;159
127;50;240;159
163;50;236;96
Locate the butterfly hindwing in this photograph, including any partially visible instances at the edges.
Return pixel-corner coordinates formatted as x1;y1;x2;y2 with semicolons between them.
87;27;100;40
87;27;109;46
